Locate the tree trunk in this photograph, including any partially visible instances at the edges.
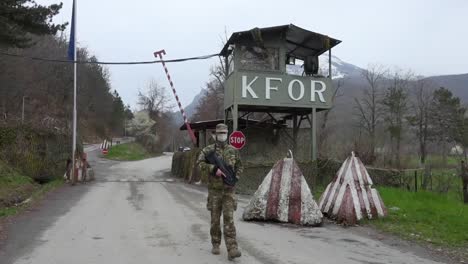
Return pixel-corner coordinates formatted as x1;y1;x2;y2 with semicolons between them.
442;141;448;166
389;136;394;166
420;139;426;165
422;164;430;190
396;136;401;169
319;110;331;157
370;131;376;163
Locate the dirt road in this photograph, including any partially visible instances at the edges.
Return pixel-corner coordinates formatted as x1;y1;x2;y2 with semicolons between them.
0;148;448;264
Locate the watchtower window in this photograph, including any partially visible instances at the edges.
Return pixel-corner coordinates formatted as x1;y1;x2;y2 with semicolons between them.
238;46;279;71
286;59;304;76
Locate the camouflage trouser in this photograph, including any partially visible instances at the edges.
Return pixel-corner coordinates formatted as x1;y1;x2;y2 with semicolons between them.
207;189;238;250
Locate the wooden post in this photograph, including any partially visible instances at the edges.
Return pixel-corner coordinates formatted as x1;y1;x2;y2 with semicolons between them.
461;161;468;204
414;170;418;192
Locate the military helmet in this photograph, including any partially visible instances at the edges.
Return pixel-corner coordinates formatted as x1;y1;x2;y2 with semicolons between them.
215;123;228;133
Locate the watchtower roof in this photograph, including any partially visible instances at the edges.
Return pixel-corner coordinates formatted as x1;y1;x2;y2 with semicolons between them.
220;24;341;60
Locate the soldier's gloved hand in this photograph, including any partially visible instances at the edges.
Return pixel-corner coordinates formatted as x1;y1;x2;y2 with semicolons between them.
215;168;226;178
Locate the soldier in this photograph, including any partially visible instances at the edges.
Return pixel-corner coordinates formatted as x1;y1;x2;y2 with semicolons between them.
197;123;243;261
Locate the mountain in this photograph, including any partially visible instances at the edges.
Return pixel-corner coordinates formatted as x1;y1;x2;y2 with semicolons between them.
171;88;206;124
425;73;468;102
286;54;363;79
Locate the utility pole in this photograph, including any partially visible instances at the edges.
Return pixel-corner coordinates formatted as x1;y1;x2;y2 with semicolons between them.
71;0;78;185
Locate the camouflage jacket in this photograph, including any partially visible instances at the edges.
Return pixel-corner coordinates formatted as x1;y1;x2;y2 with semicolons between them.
197;143;243;190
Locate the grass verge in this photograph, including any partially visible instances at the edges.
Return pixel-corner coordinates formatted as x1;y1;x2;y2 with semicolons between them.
370;187;468;248
0;161;63;218
105;142;157;161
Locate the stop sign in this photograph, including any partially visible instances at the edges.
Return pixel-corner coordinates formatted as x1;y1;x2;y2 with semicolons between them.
229;131;246;149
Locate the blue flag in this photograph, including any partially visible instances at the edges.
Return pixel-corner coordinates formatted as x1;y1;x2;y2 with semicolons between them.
67;0;75;61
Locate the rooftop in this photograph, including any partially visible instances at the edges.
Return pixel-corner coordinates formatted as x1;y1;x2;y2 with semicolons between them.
220;24;341;60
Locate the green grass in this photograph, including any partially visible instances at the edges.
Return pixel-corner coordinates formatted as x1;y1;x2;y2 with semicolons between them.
105;142;156;161
0;161;64;217
0;161;36;207
370;187;468;247
0;179;63;218
403;155;460;169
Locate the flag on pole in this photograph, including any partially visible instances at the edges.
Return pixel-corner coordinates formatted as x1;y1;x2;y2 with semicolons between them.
67;0;76;60
68;0;78;184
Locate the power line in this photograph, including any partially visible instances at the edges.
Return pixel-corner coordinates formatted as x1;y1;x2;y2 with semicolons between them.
0;51;220;65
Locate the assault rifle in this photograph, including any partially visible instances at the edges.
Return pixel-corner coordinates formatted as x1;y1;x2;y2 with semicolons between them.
204;150;238;187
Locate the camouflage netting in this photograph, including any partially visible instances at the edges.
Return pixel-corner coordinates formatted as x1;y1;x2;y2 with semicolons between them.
171;148;202;183
0;126;74;182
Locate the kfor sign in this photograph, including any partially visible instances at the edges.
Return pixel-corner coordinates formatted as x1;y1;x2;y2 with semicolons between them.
224;71;335;110
229;131;246;149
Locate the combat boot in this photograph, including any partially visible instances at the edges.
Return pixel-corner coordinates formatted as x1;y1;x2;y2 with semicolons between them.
227;248;241;261
211;244;220;255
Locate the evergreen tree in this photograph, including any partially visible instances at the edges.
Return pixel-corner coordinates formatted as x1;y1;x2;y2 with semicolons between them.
430;87;466;162
0;0;67;48
110;90;126;135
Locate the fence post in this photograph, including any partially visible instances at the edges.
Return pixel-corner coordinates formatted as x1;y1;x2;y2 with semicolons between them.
399;171;402;187
414;170;418;192
460;161;468;204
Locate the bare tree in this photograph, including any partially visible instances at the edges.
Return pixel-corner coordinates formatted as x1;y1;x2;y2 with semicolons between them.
137;79;175;152
319;78;344;157
381;70;412;168
0;34;124;139
138;79;171;122
353;65;387;162
193;78;224;121
407;79;434;165
193;51;232;121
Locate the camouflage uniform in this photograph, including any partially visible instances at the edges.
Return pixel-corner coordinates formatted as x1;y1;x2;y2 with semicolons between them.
197;128;243;257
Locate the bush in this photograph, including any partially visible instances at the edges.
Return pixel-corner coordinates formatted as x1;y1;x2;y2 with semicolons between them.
0;125;72;182
136;133;161;154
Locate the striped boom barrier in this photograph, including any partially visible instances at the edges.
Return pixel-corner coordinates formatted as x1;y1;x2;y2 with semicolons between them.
242;155;323;226
318;152;387;225
154;50;197;145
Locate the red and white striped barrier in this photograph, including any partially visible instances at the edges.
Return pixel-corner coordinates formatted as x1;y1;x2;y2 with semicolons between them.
64;154;94;182
154;50;197;145
243;154;323;226
100;139;110;149
318;152;387;225
100;139;110;155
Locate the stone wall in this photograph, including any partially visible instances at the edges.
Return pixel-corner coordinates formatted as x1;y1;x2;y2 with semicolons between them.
238;126;312;164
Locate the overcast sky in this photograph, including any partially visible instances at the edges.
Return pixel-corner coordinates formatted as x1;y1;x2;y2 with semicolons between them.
37;0;468;109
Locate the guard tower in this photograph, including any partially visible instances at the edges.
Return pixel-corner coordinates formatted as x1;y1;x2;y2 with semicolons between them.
220;24;341;160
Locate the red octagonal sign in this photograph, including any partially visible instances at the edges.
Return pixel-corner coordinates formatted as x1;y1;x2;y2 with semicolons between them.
229;131;246;149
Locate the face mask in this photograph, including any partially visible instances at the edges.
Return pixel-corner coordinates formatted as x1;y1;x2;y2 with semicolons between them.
216;134;227;142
